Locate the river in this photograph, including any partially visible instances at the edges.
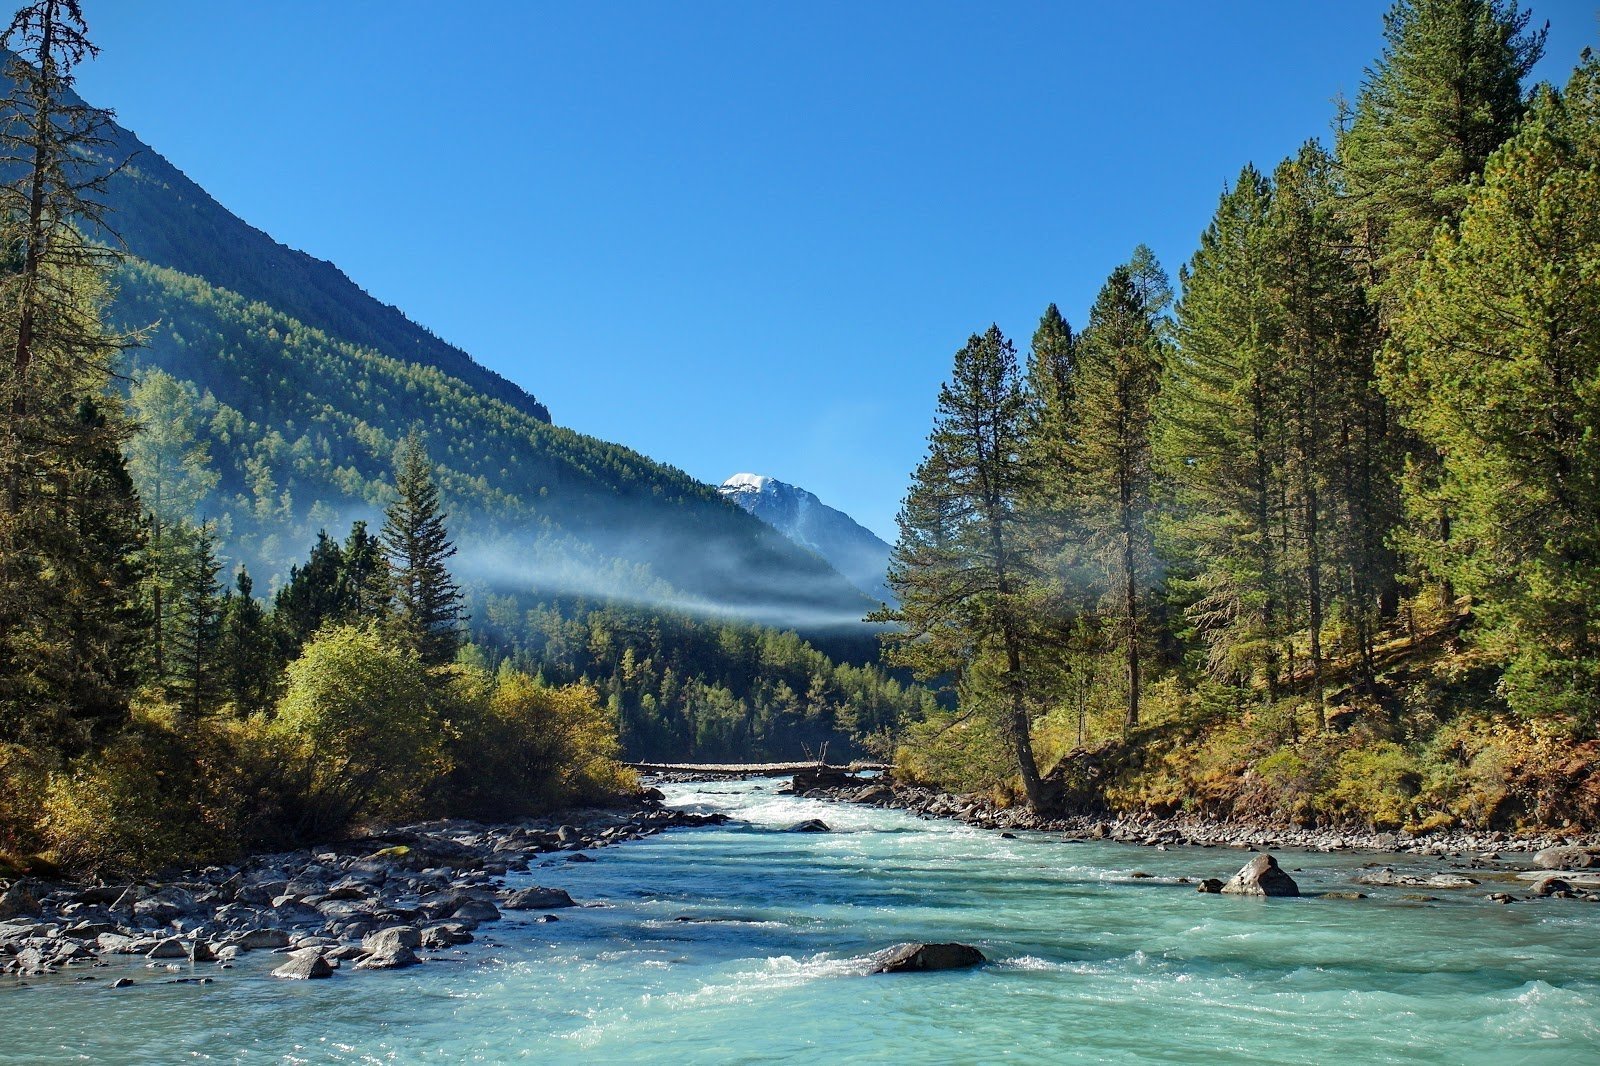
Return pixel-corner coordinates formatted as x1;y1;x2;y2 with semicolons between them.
5;778;1600;1063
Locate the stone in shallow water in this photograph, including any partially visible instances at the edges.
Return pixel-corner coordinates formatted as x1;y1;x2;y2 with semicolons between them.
502;887;575;910
1220;854;1300;897
273;950;333;980
870;942;986;974
786;819;830;833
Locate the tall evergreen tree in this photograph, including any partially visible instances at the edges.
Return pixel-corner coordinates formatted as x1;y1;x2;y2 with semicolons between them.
1341;0;1545;608
0;1;140;750
340;519;391;622
1161;166;1287;691
1074;253;1169;731
1261;144;1381;717
382;432;464;669
1339;0;1545;310
165;519;222;725
1391;56;1600;727
125;368;218;680
876;326;1052;808
217;567;276;716
273;529;347;657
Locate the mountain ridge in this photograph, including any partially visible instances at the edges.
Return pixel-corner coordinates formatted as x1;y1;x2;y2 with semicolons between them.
719;473;894;606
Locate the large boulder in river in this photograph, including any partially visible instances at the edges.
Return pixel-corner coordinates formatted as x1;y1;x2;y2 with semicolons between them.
273;949;334;980
871;942;986;974
1220;854;1300;897
787;819;831;833
503;887;576;910
357;927;420;969
1533;845;1600;870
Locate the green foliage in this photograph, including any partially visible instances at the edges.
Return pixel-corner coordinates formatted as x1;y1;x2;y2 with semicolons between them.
382;432;463;669
440;665;634;818
875;324;1053;805
1391;55;1600;727
270;625;441;836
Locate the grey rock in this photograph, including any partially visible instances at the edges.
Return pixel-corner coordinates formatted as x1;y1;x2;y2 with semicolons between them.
450;900;500;922
420;923;474;949
1533;845;1600;870
272;950;333;980
0;884;40;921
787;819;831;833
145;937;189;960
233;928;290;950
502;887;576;910
870;942;986;974
1220;854;1300;897
1534;876;1574;897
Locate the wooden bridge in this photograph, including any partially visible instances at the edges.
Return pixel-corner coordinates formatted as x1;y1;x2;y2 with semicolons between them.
626;760;888;777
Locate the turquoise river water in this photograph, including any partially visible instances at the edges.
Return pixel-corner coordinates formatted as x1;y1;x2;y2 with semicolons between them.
4;778;1600;1063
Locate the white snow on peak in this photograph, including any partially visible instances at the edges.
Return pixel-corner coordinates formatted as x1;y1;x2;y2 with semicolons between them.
721;473;779;495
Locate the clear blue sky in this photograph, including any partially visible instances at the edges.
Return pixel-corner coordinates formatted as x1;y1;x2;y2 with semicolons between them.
76;1;1597;541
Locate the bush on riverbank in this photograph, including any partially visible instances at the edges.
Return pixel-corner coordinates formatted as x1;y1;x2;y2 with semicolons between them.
892;619;1600;834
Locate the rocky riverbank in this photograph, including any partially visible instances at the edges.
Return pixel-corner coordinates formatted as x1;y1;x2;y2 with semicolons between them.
800;777;1599;854
0;797;725;984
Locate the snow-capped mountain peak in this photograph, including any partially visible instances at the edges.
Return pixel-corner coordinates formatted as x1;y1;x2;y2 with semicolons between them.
719;473;895;606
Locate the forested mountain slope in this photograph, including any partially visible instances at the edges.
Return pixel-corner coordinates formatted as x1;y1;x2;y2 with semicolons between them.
60;86;882;649
59;64;554;426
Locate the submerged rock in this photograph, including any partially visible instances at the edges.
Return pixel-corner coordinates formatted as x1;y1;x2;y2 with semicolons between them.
1220;854;1300;897
870;942;986;974
787;819;831;833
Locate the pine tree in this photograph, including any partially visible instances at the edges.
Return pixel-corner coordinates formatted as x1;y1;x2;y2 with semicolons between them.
1341;0;1545;609
1262;144;1384;717
1074;252;1169;731
382;432;463;670
1390;55;1600;727
1162;166;1287;691
217;567;276;715
273;529;347;657
125;368;218;680
876;326;1053;808
1339;0;1545;311
340;519;391;622
165;519;222;725
0;1;141;751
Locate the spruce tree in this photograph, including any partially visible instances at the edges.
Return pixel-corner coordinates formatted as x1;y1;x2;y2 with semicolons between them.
1341;0;1545;609
218;568;277;716
0;1;141;750
876;326;1052;808
382;432;464;669
1074;253;1169;731
1390;56;1600;727
340;519;391;622
165;520;223;725
1161;166;1288;691
273;529;347;657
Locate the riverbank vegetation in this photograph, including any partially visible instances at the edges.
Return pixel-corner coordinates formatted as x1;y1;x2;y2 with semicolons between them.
0;1;639;877
882;0;1600;832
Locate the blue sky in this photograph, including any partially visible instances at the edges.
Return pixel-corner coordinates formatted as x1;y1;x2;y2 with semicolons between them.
77;1;1597;540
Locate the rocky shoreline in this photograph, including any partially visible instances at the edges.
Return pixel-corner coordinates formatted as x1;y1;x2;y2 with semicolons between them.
0;795;725;984
799;776;1600;855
